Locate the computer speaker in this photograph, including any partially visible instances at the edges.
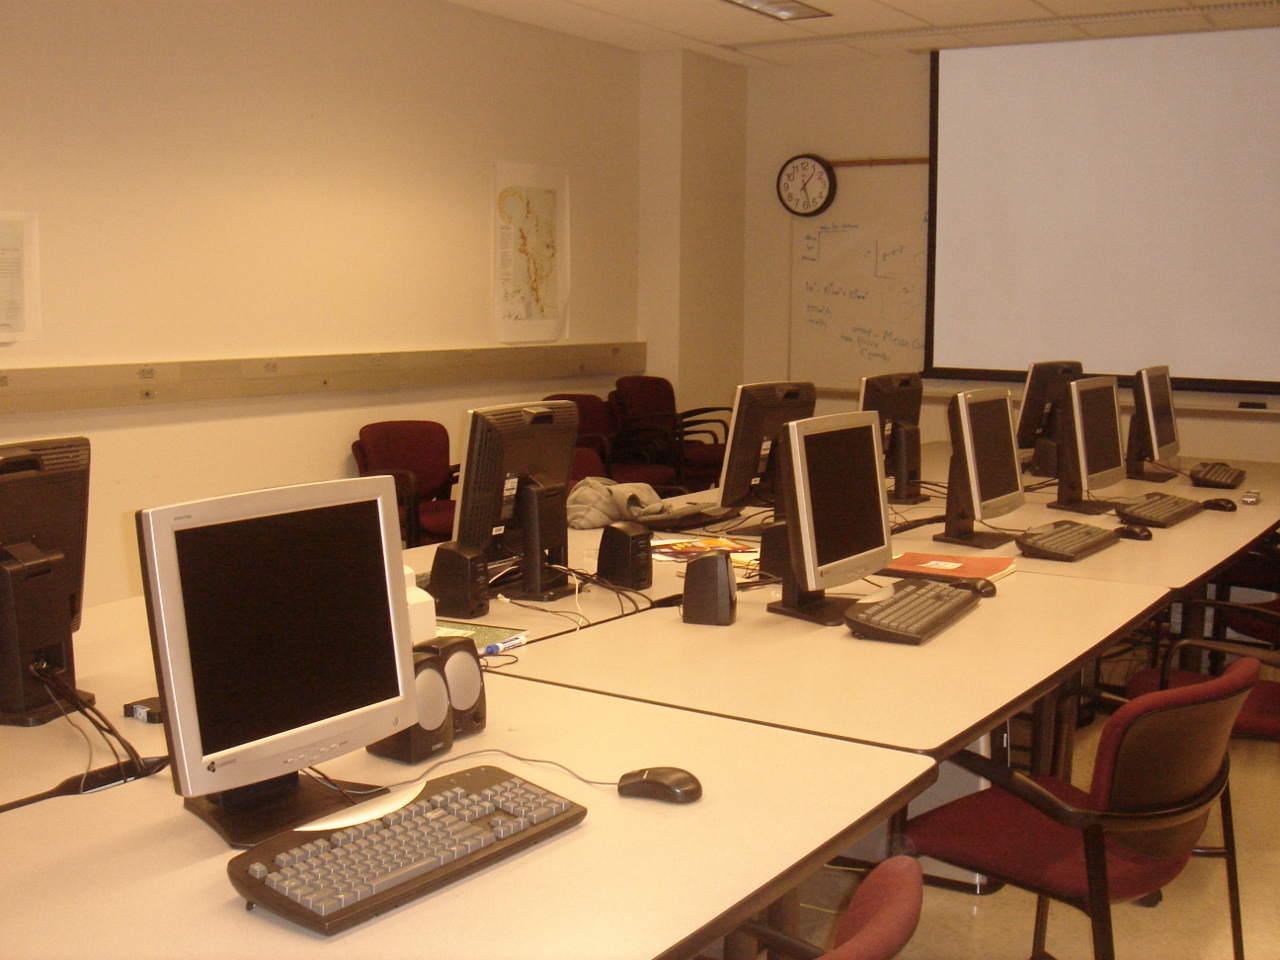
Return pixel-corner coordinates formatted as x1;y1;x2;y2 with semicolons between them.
682;550;737;625
428;635;487;738
427;542;489;619
597;521;652;590
366;647;454;764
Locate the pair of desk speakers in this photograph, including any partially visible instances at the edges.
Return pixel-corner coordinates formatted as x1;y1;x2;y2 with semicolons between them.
366;635;487;764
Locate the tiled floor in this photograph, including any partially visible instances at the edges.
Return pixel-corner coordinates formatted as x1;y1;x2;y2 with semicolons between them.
784;721;1280;960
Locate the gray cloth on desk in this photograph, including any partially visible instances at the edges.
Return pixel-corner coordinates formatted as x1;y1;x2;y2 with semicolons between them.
566;477;705;529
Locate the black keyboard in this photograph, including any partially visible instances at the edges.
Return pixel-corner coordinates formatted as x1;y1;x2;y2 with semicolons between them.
1191;462;1246;489
228;765;586;935
1114;492;1204;528
845;578;979;645
1016;520;1119;562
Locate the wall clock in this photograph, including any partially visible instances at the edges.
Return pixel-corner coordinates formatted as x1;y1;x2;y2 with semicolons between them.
776;154;837;217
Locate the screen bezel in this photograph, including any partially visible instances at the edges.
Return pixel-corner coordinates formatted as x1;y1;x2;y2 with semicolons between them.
956;387;1025;521
138;476;417;801
716;380;816;507
784;411;893;593
1140;365;1180;461
1070;376;1126;492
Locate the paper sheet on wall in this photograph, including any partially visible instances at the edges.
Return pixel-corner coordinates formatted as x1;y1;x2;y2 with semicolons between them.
493;163;569;343
0;213;40;342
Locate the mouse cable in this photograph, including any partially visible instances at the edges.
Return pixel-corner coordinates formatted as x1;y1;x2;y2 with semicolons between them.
32;664;147;773
890;514;946;534
549;564;650;616
978;519;1029;535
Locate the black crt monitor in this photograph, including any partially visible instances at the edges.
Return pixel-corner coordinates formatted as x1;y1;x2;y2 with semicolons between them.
1050;376;1127;514
1015;360;1084;478
1125;365;1180;481
935;389;1025;549
0;437;94;727
716;380;816;509
858;372;927;504
136;476;419;848
763;411;894;626
447;400;579;607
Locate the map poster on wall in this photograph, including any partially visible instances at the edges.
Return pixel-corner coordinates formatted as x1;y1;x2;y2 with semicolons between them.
0;213;40;342
493;163;569;343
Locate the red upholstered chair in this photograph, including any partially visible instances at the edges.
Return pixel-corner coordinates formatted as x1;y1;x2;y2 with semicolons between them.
906;654;1257;960
352;420;458;547
569;446;608;490
735;856;923;960
1126;599;1280;740
609;375;729;491
543;392;683;492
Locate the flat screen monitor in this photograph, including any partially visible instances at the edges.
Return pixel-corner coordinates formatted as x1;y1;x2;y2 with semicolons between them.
0;436;93;727
717;381;816;510
1125;365;1180;481
1050;376;1126;514
935;389;1024;549
764;411;893;626
448;400;578;605
858;372;927;504
136;476;418;848
1015;360;1083;477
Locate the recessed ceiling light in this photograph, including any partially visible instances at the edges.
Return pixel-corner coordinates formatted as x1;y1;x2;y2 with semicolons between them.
720;0;832;22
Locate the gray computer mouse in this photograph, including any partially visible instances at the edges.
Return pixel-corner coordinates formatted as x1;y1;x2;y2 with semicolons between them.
617;767;702;804
1202;498;1237;512
1116;524;1153;541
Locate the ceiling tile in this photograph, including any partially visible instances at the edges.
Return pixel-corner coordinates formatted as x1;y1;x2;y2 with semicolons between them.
871;0;1060;26
1202;10;1280;28
1037;0;1193;12
746;39;883;64
1077;11;1214;35
956;22;1091;44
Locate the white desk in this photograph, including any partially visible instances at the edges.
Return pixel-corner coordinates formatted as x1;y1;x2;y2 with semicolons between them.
0;598;935;960
493;572;1167;758
891;450;1280;591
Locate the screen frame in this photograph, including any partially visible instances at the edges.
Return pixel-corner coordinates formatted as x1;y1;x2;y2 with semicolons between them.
783;410;893;593
137;475;417;801
956;387;1025;522
1070;376;1127;493
716;380;816;508
1139;365;1180;461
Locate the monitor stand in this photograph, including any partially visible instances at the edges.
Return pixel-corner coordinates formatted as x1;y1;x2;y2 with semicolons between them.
887;423;929;505
1125;456;1177;483
760;522;854;626
508;481;573;602
932;449;1016;549
188;771;389;849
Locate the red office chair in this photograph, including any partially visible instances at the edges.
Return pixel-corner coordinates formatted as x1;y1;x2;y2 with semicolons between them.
906;654;1257;960
1126;599;1280;739
352;420;458;547
543;392;682;491
735;856;923;960
609;375;728;491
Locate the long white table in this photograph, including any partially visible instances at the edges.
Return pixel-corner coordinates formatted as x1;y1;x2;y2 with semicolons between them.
492;571;1167;758
0;597;935;960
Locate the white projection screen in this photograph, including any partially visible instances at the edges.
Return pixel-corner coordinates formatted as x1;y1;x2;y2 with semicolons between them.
926;28;1280;392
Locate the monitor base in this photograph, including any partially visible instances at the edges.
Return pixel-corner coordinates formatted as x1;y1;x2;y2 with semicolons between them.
187;772;389;849
0;688;96;727
932;530;1016;549
888;493;930;506
767;595;855;627
1126;464;1177;483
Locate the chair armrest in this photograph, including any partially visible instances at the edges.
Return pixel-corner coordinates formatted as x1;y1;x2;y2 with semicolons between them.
435;463;460;500
1183;598;1280;631
1166;637;1280;676
735;920;825;960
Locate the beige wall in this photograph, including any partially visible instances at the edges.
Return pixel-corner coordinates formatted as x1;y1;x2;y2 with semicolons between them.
0;0;646;604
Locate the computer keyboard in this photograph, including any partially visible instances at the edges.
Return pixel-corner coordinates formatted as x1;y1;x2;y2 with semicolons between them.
1016;520;1119;562
1113;492;1204;528
845;577;979;645
227;765;586;935
1191;462;1246;489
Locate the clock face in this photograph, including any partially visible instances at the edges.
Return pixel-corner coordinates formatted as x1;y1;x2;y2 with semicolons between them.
777;154;837;217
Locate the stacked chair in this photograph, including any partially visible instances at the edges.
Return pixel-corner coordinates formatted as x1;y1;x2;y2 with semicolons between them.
352;420;458;547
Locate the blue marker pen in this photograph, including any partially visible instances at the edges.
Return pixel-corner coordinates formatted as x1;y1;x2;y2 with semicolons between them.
483;635;530;656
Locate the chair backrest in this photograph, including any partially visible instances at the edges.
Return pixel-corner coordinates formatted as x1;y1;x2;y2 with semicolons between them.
1089;655;1258;859
356;420;453;499
544;394;614;449
826;855;924;960
614;375;678;425
569;447;607;489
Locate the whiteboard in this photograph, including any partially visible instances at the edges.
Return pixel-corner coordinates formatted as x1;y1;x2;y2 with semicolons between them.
789;163;929;391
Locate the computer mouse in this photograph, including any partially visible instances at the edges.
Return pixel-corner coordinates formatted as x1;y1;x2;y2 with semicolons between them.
952;578;996;598
1202;498;1237;512
617;767;702;804
1116;524;1153;541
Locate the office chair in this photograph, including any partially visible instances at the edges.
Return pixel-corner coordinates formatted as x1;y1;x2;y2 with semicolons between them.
906;654;1257;960
543;392;683;491
352;420;458;547
1125;599;1280;740
734;856;923;960
609;375;729;491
